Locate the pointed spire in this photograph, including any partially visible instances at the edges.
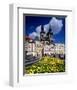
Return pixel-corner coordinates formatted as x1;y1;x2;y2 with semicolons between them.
40;25;45;41
49;25;53;35
41;25;45;33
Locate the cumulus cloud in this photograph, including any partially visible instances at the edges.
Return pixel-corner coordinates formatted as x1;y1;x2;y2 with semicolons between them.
44;24;49;33
29;32;37;39
29;17;63;40
49;17;63;34
35;25;41;39
36;25;41;34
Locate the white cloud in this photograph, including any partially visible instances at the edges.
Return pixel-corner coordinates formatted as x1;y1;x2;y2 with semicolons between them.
44;24;49;33
35;17;63;35
29;32;37;39
29;17;63;40
36;25;41;34
49;17;63;34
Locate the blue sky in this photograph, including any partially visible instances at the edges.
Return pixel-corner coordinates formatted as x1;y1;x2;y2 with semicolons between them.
24;15;66;44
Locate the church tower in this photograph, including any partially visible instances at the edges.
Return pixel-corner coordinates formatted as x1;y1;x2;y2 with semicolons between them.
40;25;45;41
46;26;53;44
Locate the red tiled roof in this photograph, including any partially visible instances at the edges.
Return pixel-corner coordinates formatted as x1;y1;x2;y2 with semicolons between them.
25;36;32;40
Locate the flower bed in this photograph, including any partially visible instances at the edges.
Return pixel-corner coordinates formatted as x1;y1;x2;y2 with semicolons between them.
25;56;65;74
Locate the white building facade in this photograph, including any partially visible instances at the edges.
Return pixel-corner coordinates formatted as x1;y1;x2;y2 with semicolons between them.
44;43;65;55
25;40;65;57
